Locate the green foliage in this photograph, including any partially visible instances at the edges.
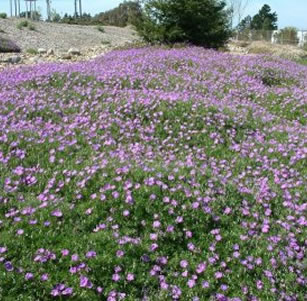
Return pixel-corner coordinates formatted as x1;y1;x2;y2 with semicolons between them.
0;12;7;18
17;20;30;30
94;1;142;27
28;24;36;31
237;15;252;32
61;12;93;25
17;20;36;31
136;0;231;48
26;48;38;55
274;27;299;45
296;57;307;65
19;11;42;20
101;40;111;45
251;4;278;30
97;26;105;33
49;9;61;22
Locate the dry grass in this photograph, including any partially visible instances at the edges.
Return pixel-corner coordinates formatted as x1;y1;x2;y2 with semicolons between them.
228;40;307;60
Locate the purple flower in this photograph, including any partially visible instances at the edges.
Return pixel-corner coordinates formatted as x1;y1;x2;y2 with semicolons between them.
112;274;120;282
80;275;93;288
180;260;189;268
0;247;7;254
61;249;69;256
126;273;135;281
4;261;14;272
51;209;63;218
187;279;196;288
41;273;49;281
62;287;73;296
86;250;96;258
71;254;79;261
25;273;34;280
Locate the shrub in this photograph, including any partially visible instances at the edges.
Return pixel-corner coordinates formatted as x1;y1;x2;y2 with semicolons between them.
17;20;29;30
26;48;38;55
28;24;36;31
0;37;21;53
0;12;7;19
136;0;231;48
101;40;111;45
94;1;142;27
275;27;299;45
97;26;105;33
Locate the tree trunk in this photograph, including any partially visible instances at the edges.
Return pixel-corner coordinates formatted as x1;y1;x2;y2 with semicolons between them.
10;0;13;17
14;0;17;17
18;0;20;17
74;0;77;19
79;0;82;17
25;0;28;18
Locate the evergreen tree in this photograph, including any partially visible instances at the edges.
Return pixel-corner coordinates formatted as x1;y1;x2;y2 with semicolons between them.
250;4;278;30
237;15;251;31
137;0;231;48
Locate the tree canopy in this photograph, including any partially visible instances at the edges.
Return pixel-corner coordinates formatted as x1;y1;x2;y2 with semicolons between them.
250;4;278;30
136;0;231;48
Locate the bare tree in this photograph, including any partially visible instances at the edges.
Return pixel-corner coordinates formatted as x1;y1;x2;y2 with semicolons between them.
227;0;251;28
79;0;82;17
74;0;77;18
46;0;52;21
9;0;13;17
14;0;17;16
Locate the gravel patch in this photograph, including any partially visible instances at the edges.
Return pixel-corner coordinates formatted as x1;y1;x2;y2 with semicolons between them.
0;18;138;52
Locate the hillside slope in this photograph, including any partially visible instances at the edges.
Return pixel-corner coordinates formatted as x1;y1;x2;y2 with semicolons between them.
0;18;138;52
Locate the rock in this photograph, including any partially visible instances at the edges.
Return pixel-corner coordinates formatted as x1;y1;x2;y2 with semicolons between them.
28;56;41;64
38;48;47;54
47;48;54;56
67;48;81;56
0;37;21;53
7;56;22;64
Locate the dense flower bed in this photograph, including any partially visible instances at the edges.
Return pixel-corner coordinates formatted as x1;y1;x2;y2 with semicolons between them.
0;47;306;300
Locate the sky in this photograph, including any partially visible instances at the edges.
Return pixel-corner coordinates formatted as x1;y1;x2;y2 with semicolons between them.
0;0;306;29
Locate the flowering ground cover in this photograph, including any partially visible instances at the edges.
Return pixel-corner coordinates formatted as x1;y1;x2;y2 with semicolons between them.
0;47;306;300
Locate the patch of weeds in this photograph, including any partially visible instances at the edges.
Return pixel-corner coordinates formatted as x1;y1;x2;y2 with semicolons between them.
28;24;36;31
17;20;29;30
101;39;111;45
26;48;38;55
96;26;105;33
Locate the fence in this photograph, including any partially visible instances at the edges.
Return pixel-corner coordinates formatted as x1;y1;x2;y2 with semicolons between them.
234;29;307;48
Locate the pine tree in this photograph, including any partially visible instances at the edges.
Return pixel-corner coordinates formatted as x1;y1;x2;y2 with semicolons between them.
250;4;278;30
136;0;231;48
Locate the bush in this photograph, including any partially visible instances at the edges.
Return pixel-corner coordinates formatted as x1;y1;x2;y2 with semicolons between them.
26;48;38;55
97;26;105;33
275;27;299;45
101;40;111;45
0;37;21;53
94;1;142;27
0;12;7;19
28;24;36;31
136;0;231;48
17;20;29;30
